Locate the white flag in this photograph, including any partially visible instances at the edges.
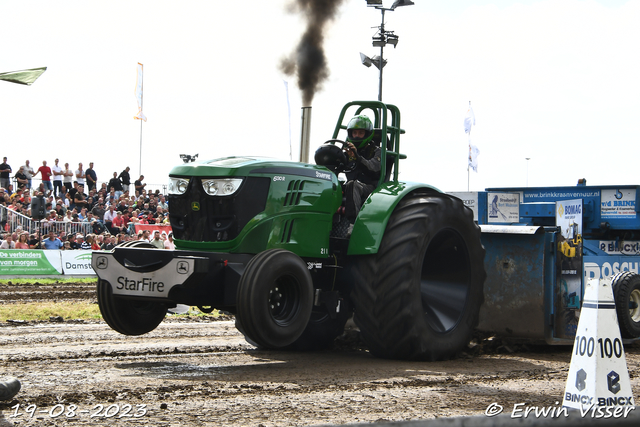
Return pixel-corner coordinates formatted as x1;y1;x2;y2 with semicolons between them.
464;105;475;134
469;144;480;172
134;63;147;122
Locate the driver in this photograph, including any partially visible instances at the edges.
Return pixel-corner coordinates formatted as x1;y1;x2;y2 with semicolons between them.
342;114;381;225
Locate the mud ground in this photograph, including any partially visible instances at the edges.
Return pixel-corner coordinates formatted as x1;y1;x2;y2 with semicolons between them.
1;281;639;426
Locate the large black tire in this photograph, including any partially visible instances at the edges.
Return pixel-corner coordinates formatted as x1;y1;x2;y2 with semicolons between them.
284;299;352;351
611;271;640;339
96;241;168;335
97;279;168;335
235;249;314;349
351;192;486;361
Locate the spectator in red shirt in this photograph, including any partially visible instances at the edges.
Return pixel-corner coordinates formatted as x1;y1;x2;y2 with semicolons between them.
111;211;126;234
34;161;53;195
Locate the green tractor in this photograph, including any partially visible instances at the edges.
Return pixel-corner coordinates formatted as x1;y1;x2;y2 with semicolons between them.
92;101;486;360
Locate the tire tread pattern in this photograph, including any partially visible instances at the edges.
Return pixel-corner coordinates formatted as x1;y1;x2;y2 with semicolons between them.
351;192;486;361
611;271;640;339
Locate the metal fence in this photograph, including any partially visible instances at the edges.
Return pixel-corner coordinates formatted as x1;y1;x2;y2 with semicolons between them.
36;221;92;238
1;205;92;237
1;205;37;234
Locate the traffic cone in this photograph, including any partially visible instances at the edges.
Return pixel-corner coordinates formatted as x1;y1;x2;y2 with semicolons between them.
563;277;635;414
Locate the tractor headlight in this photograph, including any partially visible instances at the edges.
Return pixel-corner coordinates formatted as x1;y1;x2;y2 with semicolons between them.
168;177;190;195
202;178;243;196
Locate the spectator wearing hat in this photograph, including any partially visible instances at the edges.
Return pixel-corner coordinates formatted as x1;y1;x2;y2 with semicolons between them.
79;234;91;250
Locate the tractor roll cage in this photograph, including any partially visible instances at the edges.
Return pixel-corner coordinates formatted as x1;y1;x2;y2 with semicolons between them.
331;101;406;187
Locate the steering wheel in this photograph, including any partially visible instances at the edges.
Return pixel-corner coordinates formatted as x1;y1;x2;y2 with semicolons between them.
322;139;357;173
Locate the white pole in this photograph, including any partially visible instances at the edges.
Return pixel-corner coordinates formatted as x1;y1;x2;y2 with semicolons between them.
139;69;144;177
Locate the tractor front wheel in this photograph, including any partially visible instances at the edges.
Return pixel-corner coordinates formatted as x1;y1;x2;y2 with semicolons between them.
97;241;168;335
236;249;314;349
352;193;486;361
97;279;168;335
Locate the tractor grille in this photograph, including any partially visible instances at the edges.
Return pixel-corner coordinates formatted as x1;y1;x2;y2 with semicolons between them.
168;176;270;242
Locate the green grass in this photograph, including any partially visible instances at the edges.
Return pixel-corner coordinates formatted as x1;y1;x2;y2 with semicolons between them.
0;301;103;322
0;277;97;285
0;277;226;321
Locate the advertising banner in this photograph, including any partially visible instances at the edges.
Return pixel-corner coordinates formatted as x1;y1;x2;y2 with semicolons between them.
601;188;636;219
0;250;63;275
448;192;478;221
488;192;520;223
134;224;172;235
60;250;95;275
555;199;584;337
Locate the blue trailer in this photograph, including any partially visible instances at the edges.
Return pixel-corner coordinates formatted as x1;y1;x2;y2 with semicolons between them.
450;184;640;344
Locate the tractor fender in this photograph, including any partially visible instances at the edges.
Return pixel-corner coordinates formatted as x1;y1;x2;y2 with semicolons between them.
347;181;442;255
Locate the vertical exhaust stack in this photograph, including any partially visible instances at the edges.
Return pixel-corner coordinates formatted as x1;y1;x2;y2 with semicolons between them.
299;106;312;163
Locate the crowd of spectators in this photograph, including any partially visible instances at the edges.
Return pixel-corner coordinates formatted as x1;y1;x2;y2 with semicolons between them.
0;158;174;250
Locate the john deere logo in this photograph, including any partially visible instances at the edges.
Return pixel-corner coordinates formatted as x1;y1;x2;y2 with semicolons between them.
96;256;108;269
191;202;200;211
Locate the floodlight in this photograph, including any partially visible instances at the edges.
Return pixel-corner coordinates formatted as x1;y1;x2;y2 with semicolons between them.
371;56;387;70
391;0;414;10
360;52;373;67
360;0;412;101
372;36;386;47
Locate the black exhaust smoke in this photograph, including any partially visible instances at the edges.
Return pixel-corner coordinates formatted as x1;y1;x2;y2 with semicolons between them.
280;0;346;107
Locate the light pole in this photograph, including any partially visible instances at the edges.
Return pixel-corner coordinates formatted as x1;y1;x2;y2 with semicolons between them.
526;158;530;187
361;0;414;101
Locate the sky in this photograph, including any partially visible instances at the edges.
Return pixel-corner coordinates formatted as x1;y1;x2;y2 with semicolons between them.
1;0;639;193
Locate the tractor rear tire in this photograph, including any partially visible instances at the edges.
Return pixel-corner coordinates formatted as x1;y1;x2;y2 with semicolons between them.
236;249;314;349
612;271;640;338
97;241;168;336
351;192;486;361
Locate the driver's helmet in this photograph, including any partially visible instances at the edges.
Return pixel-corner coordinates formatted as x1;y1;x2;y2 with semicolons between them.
346;115;374;149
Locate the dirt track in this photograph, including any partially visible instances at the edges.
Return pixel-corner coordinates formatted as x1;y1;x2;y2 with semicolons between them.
1;282;639;426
